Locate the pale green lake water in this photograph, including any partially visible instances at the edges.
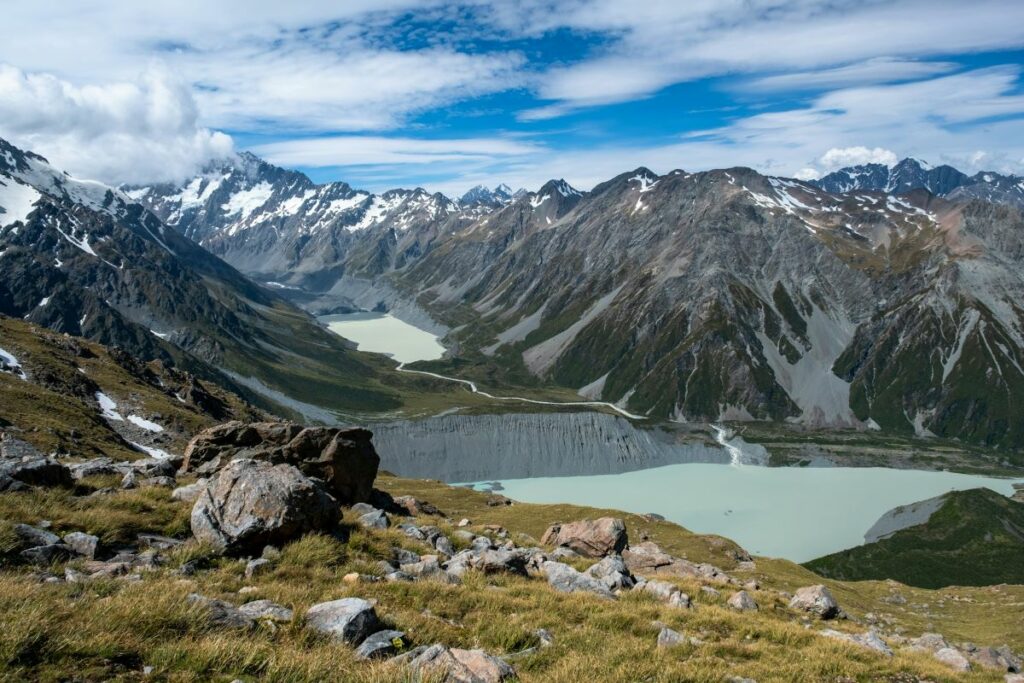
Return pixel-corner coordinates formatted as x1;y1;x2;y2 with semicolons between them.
322;312;445;364
323;312;1022;562
474;465;1021;562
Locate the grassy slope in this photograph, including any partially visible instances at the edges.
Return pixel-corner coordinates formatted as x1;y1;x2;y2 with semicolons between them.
0;473;1020;682
804;488;1024;589
0;317;264;459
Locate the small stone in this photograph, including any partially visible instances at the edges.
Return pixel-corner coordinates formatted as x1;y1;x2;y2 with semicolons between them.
14;523;61;547
934;647;972;672
245;558;271;578
63;531;100;559
657;627;684;648
305;598;381;644
237;599;293;622
21;544;74;565
727;590;758;611
343;572;360;584
457;518;471;527
355;629;407;660
186;593;255;629
359;509;390;529
171;479;208;503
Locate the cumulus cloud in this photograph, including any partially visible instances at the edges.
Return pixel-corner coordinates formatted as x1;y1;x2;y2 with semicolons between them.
0;64;232;185
818;147;899;171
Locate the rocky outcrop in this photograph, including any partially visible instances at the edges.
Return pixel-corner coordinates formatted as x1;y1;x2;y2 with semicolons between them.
623;541;734;583
182;421;379;503
190;458;339;555
541;518;627;558
0;436;72;491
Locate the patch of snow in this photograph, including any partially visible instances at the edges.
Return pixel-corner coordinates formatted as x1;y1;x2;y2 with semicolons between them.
37;296;50;307
0;176;41;227
0;347;27;380
150;329;169;340
56;226;97;256
127;415;164;432
221;182;273;219
95;391;124;421
941;309;980;382
629;173;659;193
530;193;550;208
129;441;173;460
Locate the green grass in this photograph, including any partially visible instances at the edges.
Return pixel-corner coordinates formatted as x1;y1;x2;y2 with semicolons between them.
0;473;1020;681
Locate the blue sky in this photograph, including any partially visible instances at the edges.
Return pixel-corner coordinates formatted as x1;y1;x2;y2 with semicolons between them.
1;1;1024;195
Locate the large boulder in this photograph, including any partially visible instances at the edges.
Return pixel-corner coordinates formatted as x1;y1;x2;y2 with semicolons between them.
789;585;840;619
542;561;615;598
190;459;339;555
182;421;379;503
0;436;73;490
540;518;627;558
622;541;733;583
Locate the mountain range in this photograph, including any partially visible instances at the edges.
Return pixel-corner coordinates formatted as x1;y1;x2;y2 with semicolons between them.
0;139;408;422
5;138;1024;452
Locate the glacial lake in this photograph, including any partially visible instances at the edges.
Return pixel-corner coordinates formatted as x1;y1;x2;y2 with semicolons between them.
324;311;1023;562
321;312;445;364
467;466;1020;562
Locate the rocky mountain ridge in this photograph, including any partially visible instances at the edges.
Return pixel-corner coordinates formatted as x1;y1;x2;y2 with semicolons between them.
0;138;407;420
125;150;1024;451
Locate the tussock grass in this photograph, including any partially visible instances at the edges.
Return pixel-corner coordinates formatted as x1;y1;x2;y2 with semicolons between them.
0;475;1018;681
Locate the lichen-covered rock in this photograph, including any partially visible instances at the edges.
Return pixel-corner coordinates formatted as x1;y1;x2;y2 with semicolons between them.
355;629;406;660
182;421;379;503
540;517;627;558
190;458;338;555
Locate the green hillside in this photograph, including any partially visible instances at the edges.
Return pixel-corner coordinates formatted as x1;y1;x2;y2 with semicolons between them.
805;488;1024;588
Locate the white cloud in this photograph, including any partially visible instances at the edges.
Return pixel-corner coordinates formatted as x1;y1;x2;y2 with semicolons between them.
818;147;898;171
252;135;542;168
0;64;232;185
497;0;1024;116
743;58;958;93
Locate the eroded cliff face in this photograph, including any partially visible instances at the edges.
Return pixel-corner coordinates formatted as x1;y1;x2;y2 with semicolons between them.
370;412;744;481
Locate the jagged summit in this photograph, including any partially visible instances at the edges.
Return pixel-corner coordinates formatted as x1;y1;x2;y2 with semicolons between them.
812;156;1021;204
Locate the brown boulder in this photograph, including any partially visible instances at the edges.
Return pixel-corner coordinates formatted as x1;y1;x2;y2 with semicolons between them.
540;517;627;558
182;421;379;503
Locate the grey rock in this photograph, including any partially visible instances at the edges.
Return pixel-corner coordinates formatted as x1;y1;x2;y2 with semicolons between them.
350;502;377;515
186;593;255;629
63;531;100;559
245;558;272;578
190;459;339;555
657;627;684;648
171;479;209;503
821;629;892;656
355;629;406;660
305;597;381;644
540;517;627;557
0;452;73;490
542;560;614;598
14;523;61;548
237;599;293;622
182;422;379;504
20;544;74;565
789;585;840;619
727;590;758;612
407;644;516;682
359;509;390;529
934;647;972;672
